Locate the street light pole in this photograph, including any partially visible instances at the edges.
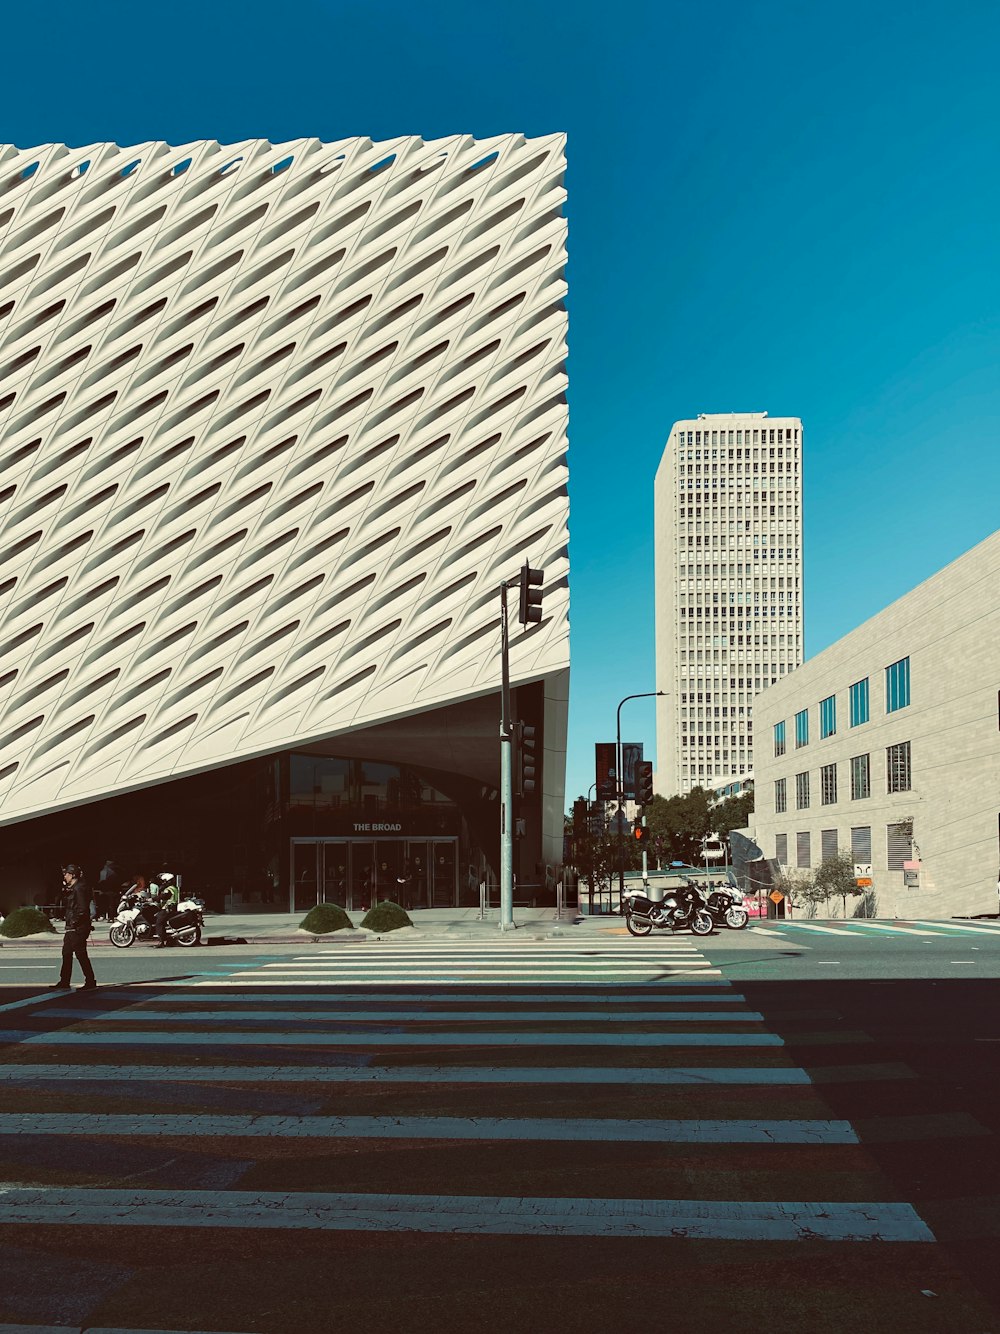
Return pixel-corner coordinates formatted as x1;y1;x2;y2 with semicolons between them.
615;690;667;908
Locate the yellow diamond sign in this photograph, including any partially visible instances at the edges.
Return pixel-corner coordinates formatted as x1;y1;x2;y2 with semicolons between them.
769;890;785;904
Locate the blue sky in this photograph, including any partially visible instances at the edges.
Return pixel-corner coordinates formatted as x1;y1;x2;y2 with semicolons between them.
3;0;998;806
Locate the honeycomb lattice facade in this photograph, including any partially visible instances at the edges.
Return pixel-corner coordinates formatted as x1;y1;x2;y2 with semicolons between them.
0;136;569;827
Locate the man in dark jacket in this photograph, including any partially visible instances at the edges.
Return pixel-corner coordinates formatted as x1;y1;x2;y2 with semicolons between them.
50;864;97;991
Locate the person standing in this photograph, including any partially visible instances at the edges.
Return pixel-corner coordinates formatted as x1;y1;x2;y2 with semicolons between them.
50;864;97;991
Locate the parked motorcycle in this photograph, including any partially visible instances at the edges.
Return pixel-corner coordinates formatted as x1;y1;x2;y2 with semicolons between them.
109;889;204;948
705;882;750;930
623;882;714;937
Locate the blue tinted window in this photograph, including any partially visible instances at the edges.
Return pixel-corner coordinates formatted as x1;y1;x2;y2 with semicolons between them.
849;678;869;727
820;695;836;739
795;709;809;748
774;720;786;757
886;657;910;713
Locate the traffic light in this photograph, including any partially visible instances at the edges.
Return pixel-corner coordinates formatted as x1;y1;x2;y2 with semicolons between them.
517;722;538;797
633;819;649;846
573;799;587;839
636;760;654;807
518;563;544;625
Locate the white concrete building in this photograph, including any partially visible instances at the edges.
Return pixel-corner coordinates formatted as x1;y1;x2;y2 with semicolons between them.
753;529;1000;918
0;134;569;911
654;412;803;795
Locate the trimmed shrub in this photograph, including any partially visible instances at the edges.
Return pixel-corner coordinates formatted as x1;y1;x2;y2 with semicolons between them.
360;900;412;933
0;906;56;938
299;903;354;934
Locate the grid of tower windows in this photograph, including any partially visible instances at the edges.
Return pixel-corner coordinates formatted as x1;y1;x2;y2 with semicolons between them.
671;419;802;790
849;678;870;727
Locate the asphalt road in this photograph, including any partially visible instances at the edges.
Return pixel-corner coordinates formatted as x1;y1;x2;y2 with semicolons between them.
2;929;1000;1333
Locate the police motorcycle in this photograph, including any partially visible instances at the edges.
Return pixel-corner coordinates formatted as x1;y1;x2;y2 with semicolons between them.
623;879;714;937
705;878;750;930
109;872;204;949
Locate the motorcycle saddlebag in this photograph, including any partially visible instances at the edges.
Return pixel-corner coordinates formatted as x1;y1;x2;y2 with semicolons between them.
170;908;199;927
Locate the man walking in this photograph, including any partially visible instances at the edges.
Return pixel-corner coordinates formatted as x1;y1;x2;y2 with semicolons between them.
50;864;97;991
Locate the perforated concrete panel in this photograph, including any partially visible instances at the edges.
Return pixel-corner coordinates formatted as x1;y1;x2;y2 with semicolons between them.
0;135;569;824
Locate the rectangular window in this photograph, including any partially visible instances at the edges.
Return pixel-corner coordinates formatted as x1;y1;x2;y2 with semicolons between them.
819;694;836;738
774;778;787;813
821;828;839;862
795;708;809;748
795;771;810;809
774;720;786;756
885;656;911;712
820;762;837;805
886;740;912;793
850;753;870;800
775;833;788;863
796;831;811;868
851;825;872;863
887;821;911;870
849;677;870;727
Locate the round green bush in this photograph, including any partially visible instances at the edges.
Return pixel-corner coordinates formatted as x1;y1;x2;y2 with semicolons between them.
299;903;354;934
0;906;56;938
360;900;412;933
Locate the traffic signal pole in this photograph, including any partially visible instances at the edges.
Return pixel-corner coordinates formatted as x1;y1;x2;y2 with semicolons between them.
499;580;514;932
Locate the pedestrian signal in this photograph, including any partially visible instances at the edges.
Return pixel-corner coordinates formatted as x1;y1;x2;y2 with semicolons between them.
633;821;649;845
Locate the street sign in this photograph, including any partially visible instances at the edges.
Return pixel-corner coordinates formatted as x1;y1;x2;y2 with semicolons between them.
769;890;784;904
856;878;873;888
854;863;872;878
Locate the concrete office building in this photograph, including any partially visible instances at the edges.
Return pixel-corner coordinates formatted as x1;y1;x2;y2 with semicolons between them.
0;134;569;913
655;412;803;795
753;529;1000;918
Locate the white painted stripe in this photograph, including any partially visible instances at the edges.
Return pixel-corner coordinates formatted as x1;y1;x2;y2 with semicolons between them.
0;992;71;1016
257;960;712;969
908;920;1000;936
217;976;730;987
0;1063;810;1086
186;977;729;988
0;1112;856;1144
849;922;943;938
0;1029;782;1047
780;923;855;936
747;928;801;941
50;1008;762;1024
137;990;741;1005
0;1187;935;1242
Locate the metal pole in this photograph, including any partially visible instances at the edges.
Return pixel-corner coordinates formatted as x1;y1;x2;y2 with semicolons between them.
499;580;514;932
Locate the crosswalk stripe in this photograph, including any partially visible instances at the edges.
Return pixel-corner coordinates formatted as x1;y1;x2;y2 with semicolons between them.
0;1063;810;1085
187;976;729;988
0;1188;935;1242
907;920;1000;935
0;1112;856;1144
130;989;740;1004
779;923;855;935
43;1007;764;1024
0;1029;783;1047
847;922;944;937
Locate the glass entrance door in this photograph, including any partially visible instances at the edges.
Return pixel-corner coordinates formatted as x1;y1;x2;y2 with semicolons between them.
431;840;457;907
291;841;319;913
321;842;348;908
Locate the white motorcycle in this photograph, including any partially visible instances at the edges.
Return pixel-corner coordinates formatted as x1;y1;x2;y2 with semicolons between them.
109;888;204;948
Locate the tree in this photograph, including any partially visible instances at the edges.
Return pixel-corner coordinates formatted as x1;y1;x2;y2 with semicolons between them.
813;850;863;919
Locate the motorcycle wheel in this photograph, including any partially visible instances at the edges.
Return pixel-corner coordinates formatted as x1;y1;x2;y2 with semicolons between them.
625;911;653;937
690;910;714;936
109;923;134;949
725;906;750;929
173;925;201;947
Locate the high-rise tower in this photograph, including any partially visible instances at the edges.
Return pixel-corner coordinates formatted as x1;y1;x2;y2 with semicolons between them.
654;412;803;795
